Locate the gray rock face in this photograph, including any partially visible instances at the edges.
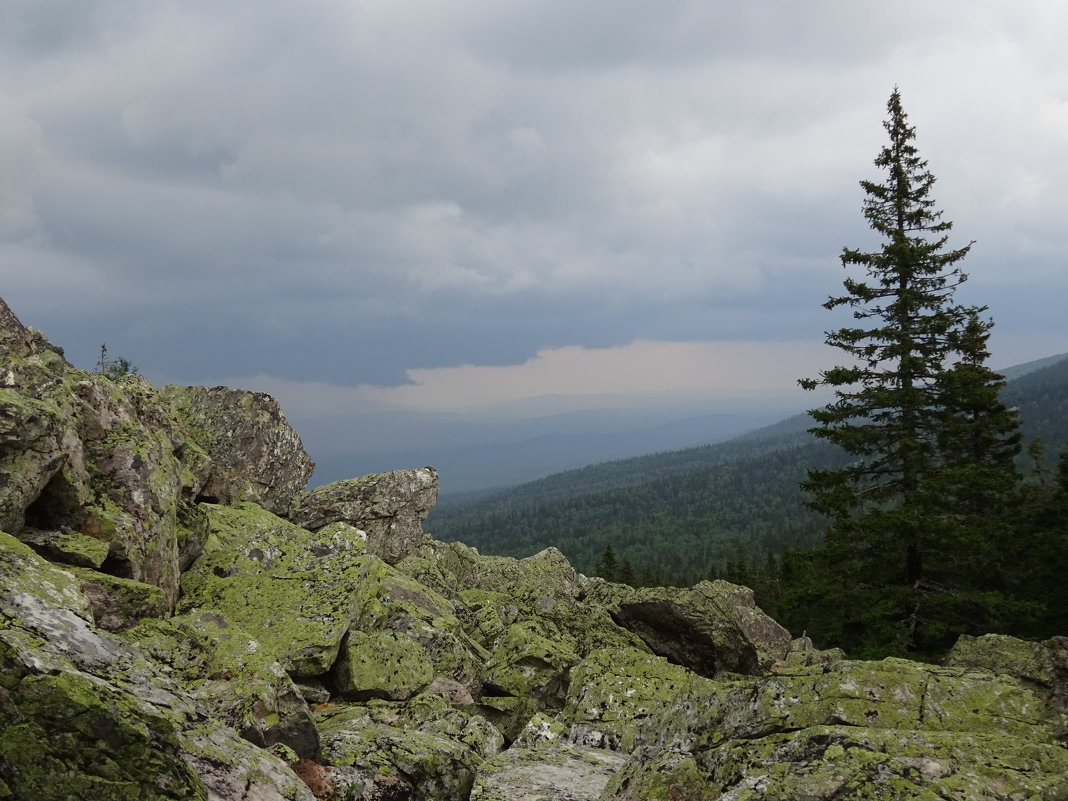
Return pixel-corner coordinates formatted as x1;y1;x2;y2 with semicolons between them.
291;467;438;564
471;742;628;801
160;384;314;516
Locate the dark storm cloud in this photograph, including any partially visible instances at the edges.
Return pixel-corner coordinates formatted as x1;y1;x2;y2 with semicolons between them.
1;0;1066;402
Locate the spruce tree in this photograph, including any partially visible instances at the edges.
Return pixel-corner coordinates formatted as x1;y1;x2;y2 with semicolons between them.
595;544;620;582
798;89;1022;656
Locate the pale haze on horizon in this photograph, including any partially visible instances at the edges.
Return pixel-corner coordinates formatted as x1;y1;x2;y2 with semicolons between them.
2;1;1067;478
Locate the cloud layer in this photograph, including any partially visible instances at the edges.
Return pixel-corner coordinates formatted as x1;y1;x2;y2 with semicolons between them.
2;0;1066;426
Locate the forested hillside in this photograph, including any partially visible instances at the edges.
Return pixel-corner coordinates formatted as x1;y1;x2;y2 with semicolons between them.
427;354;1068;585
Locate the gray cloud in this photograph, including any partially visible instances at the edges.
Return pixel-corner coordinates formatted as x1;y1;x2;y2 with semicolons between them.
2;0;1066;401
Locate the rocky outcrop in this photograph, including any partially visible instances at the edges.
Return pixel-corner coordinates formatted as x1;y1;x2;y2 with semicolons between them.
0;531;315;801
601;657;1068;800
160;385;314;516
4;296;1068;800
291;468;438;564
584;578;793;676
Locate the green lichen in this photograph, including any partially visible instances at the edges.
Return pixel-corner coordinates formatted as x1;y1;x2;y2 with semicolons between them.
562;647;720;752
0;666;205;801
0;531;92;618
177;503;371;677
333;630;434;701
483;621;577;702
316;694;502;801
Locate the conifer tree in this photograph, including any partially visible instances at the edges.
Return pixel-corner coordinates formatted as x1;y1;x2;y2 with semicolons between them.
595;544;619;582
798;89;1022;656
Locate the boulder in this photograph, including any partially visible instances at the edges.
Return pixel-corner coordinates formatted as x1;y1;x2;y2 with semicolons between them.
560;646;719;752
344;557;488;694
177;502;371;678
945;632;1068;737
0;301;212;608
601;658;1068;800
584;579;791;676
124;611;319;758
70;567;170;631
332;629;435;701
0;530;315;801
291;468;438;564
315;693;504;801
470;742;628;801
160;384;314;516
0;302;73;535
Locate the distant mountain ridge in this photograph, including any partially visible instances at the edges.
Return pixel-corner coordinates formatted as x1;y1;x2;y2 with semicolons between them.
311;407;786;493
428;353;1068;583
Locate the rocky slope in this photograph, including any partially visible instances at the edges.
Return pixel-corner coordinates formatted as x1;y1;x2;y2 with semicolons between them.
2;295;1067;801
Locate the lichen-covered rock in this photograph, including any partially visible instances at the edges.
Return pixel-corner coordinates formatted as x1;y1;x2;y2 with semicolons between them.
945;632;1068;737
160;384;314;516
316;693;504;801
0;530;315;801
71;566;170;631
782;633;848;668
601;658;1068;800
422;542;581;611
1;306;211;608
177;502;371;678
584;579;791;676
15;525;110;567
179;723;316;801
402;540;646;660
345;557;489;694
483;621;577;705
291;468;438;564
332;629;435;701
124;612;319;757
470;742;628;801
0;331;72;535
560;647;720;752
0;651;205;801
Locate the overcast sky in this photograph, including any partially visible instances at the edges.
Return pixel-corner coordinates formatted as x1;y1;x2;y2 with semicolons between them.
3;1;1067;437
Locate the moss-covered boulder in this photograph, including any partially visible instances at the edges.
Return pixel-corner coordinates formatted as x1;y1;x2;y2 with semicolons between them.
0;653;205;801
159;385;314;517
315;693;504;801
177;502;371;678
290;468;438;564
584;579;791;677
1;301;215;608
483;621;577;705
0;298;72;535
15;526;110;567
403;540;647;660
332;629;435;701
71;566;170;631
0;530;316;801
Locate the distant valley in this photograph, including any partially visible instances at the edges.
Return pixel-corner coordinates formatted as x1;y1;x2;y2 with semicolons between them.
427;354;1068;583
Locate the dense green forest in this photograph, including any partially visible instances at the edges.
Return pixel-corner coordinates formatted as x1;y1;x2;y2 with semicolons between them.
427;353;1068;587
